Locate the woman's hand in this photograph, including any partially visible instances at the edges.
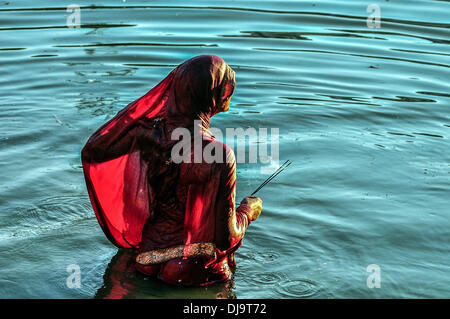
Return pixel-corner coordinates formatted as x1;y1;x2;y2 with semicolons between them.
240;196;263;221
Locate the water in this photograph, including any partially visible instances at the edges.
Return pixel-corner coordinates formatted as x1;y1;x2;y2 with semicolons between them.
0;0;449;298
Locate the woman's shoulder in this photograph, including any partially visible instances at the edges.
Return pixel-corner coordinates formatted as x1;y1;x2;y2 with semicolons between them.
201;135;235;167
177;136;235;184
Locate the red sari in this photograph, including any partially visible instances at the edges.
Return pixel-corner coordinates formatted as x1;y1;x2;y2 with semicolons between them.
81;55;253;286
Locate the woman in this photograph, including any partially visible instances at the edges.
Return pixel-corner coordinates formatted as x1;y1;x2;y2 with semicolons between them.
81;55;262;286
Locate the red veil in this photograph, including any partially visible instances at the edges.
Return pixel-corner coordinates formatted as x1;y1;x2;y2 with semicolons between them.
81;55;238;256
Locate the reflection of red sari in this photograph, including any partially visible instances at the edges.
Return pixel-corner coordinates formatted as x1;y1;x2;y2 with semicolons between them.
82;55;253;286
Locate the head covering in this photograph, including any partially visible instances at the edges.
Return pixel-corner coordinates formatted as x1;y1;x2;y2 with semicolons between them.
81;55;236;249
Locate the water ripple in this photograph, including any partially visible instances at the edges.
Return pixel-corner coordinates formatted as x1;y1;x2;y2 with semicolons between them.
275;279;321;298
0;24;136;31
253;272;287;286
0;195;93;241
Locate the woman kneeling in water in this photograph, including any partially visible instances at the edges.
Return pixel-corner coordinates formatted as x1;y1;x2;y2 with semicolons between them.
81;55;262;286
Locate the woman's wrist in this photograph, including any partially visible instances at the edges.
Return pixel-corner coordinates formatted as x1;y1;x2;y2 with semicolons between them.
237;204;253;223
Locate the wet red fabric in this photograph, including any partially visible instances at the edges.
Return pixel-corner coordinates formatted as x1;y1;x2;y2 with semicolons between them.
82;55;252;286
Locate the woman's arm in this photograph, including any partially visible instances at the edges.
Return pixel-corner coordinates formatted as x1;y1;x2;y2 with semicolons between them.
214;147;262;251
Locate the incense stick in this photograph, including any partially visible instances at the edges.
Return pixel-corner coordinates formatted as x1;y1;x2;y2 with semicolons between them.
251;160;291;196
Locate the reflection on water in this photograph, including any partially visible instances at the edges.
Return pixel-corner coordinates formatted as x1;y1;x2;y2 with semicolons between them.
95;249;236;299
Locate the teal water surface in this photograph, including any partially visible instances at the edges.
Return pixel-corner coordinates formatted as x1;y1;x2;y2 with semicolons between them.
0;0;449;298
